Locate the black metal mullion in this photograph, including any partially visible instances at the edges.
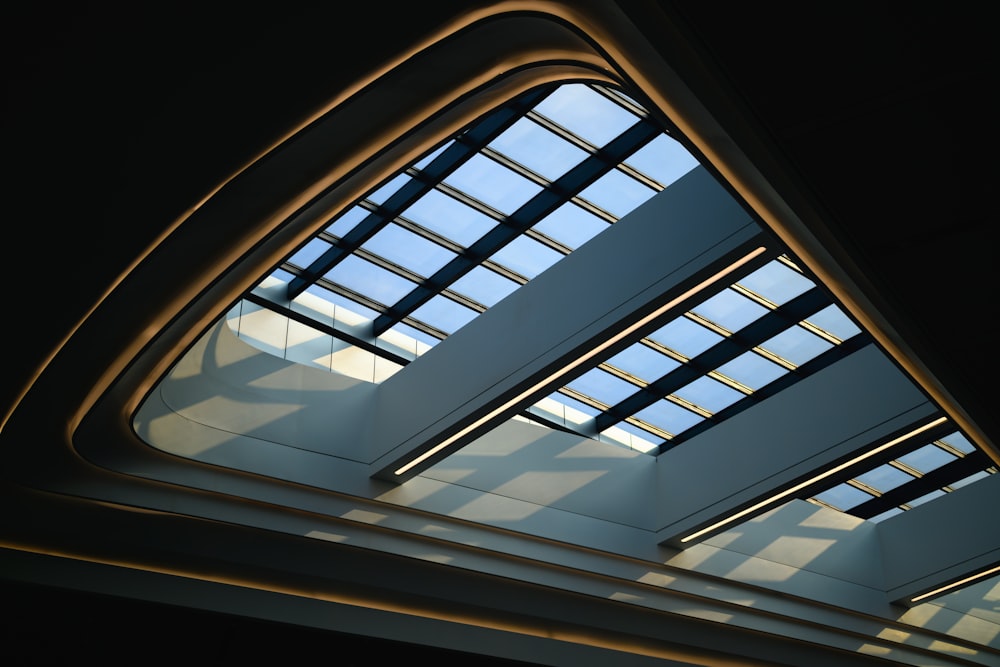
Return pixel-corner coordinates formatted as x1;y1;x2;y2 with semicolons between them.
372;116;665;336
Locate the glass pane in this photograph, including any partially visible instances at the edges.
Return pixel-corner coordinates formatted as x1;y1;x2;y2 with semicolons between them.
714;351;787;390
488;117;588;181
633;399;704;436
672;376;745;413
533;83;638;146
605;343;681;383
854;464;915;493
360;223;456;277
812;483;874;511
565;367;639;407
325;205;369;238
578;169;657;219
443;153;543;214
546;390;601;418
491;234;563;279
950;470;991;490
367;173;410;205
938;431;975;454
805;304;862;341
690;288;770;332
310;285;379;320
288;237;332;269
449;265;519;307
388;321;440;348
907;489;946;507
647;316;723;358
624;133;699;187
896;444;957;474
759;326;834;366
736;260;814;305
410;294;478;335
401;188;498;247
532;201;608;249
324;255;415;307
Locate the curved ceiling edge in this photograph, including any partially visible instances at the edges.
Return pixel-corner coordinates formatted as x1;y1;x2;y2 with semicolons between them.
59;10;625;475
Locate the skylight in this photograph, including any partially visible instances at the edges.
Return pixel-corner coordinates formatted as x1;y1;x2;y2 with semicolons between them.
229;79;995;515
235;81;867;450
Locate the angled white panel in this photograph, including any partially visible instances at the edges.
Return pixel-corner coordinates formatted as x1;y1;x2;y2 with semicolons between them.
369;166;765;480
880;470;1000;605
655;343;939;546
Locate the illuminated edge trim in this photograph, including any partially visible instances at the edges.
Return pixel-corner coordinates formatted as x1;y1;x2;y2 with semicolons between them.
678;415;950;544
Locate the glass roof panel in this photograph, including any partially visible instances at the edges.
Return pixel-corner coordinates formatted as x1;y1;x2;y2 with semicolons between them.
487;117;589;181
442;153;544;215
647;316;724;359
896;444;958;474
715;351;787;390
605;343;682;383
853;464;915;493
325;205;369;237
736;259;814;305
399;189;498;246
531;83;639;145
448;265;520;308
812;483;874;511
759;326;834;366
577;169;657;218
565;368;641;407
804;304;862;341
531;201;608;249
324;255;416;306
288;237;332;269
367;173;411;205
633;399;704;437
939;431;976;454
409;295;479;335
623;133;699;186
490;234;564;279
672;376;746;414
360;223;457;277
690;288;770;332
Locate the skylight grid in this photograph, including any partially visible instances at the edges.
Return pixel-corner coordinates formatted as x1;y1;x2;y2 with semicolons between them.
246;79;870;458
805;429;998;521
541;256;866;451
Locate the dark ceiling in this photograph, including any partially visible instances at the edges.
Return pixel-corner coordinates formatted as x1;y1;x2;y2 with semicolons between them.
2;2;995;663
